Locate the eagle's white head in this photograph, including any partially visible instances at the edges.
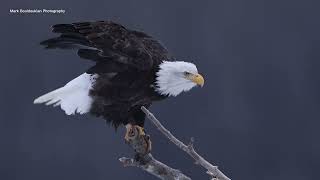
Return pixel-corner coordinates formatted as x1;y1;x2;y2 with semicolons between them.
155;61;204;96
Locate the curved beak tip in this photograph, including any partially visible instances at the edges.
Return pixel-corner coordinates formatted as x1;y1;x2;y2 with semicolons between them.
193;73;204;87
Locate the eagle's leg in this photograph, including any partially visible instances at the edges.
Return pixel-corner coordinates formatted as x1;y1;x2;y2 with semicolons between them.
124;124;152;155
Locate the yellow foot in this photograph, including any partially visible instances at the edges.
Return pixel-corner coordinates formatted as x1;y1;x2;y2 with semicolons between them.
124;124;145;142
124;124;151;154
136;125;145;136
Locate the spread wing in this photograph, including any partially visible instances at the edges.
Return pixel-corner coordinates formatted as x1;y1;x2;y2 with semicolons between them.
40;21;172;71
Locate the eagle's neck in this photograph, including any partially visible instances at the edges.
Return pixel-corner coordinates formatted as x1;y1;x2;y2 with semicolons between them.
154;61;197;97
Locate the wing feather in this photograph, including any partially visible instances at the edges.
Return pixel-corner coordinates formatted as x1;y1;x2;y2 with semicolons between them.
41;21;171;70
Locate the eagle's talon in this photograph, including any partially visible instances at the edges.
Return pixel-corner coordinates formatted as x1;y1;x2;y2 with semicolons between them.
145;135;152;153
124;124;145;142
124;133;130;143
135;125;145;136
124;124;134;143
125;124;151;154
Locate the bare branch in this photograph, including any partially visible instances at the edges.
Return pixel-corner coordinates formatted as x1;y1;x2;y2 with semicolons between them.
119;124;191;180
141;106;231;180
119;155;191;180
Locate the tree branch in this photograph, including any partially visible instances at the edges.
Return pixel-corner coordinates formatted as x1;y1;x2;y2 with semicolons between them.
119;155;190;180
141;106;231;180
119;107;231;180
119;124;191;180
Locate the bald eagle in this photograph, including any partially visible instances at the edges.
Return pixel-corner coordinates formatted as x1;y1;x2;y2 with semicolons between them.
34;21;204;136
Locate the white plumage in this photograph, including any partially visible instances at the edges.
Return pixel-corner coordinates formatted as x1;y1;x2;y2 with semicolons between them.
155;61;198;96
33;73;97;115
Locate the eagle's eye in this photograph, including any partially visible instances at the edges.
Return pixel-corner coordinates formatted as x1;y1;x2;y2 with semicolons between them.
184;71;191;76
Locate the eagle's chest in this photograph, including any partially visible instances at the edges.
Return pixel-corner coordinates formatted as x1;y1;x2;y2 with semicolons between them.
104;71;159;100
88;71;164;120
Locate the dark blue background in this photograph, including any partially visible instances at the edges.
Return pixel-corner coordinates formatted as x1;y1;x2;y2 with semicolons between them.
1;0;320;179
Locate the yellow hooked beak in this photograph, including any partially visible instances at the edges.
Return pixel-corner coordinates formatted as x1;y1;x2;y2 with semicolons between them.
189;73;205;87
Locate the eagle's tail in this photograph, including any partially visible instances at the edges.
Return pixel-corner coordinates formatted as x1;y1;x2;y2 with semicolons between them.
33;73;96;115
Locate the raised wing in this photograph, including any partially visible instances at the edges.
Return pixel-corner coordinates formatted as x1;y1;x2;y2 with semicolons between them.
40;21;171;70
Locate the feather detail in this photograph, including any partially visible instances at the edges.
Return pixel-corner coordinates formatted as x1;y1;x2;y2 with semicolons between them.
34;73;97;115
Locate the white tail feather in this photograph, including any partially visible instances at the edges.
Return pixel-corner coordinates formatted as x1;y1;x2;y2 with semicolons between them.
33;73;97;115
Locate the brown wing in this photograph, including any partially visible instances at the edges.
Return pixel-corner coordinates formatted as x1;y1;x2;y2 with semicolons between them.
41;21;172;70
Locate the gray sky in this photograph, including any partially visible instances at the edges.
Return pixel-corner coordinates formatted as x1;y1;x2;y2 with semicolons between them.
1;0;320;179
